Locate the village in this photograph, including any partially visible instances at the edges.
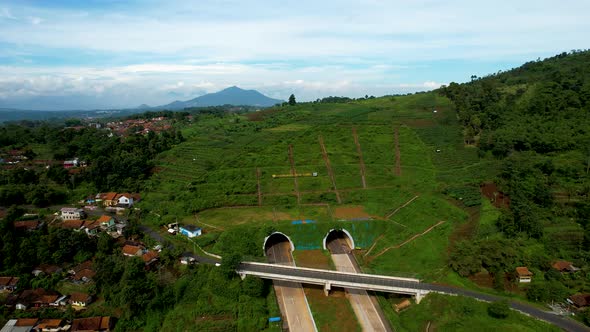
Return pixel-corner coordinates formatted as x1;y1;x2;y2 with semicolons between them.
0;191;204;332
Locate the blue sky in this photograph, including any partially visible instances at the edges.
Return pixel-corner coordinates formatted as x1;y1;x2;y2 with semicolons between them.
0;0;589;110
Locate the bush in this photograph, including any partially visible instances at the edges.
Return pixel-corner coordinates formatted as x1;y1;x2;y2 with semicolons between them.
487;300;510;318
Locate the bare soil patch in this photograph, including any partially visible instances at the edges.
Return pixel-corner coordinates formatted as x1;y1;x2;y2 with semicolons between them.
480;182;511;208
469;271;494;288
245;108;280;121
448;203;480;250
334;206;371;220
394;126;401;176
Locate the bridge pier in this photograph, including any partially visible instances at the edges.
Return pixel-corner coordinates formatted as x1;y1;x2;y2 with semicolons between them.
415;290;429;304
324;282;331;296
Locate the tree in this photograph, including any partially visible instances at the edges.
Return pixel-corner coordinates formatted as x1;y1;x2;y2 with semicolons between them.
288;94;296;106
487;300;510;318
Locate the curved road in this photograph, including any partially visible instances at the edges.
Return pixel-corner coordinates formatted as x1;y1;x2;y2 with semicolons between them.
239;262;590;332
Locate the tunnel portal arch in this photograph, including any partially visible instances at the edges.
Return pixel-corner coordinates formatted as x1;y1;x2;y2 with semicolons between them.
322;228;355;250
263;232;295;256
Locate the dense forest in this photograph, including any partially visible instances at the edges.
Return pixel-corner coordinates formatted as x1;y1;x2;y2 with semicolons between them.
442;50;590;310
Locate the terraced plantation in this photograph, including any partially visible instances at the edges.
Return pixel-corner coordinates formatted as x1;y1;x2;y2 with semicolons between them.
140;92;493;281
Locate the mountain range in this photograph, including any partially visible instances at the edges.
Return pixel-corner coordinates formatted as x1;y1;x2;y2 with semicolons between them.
0;86;284;122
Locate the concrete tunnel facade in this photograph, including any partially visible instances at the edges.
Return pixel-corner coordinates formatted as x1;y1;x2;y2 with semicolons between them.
263;232;295;256
322;228;355;250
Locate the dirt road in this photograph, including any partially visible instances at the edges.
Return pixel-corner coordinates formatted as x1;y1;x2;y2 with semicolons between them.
267;241;317;332
318;135;342;203
352;127;368;189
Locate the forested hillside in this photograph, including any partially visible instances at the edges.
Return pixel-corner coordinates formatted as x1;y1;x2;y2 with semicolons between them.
443;50;590;312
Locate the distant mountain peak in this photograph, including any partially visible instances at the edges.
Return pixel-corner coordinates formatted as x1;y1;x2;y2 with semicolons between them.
156;86;283;110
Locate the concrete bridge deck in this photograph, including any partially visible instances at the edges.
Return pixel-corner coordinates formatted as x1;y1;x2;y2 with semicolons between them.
238;261;590;332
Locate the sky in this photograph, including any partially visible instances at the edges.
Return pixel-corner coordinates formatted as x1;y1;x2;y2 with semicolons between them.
0;0;589;110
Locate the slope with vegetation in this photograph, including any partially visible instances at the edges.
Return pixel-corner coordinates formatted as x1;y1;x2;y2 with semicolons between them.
2;51;590;330
441;50;590;323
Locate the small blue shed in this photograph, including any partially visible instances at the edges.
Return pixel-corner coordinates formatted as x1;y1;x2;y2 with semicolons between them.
180;225;202;238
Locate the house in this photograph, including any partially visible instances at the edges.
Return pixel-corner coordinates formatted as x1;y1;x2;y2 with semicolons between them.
31;264;62;277
63;158;79;169
0;277;19;292
115;193;139;207
568;294;590;309
72;269;95;284
14;288;60;310
60;208;86;220
516;266;533;283
179;225;202;238
0;318;38;332
97;215;116;231
552;260;579;273
69;261;95;284
142;251;159;266
83;220;101;236
59;219;86;230
101;192;118;207
69;292;93;307
122;245;143;257
71;317;115;332
13;220;40;232
34;319;69;332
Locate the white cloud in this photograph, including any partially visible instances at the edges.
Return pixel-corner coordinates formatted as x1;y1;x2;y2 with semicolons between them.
0;0;589;108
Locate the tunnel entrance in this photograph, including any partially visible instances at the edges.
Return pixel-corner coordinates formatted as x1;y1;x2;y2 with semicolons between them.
323;229;355;253
263;232;295;257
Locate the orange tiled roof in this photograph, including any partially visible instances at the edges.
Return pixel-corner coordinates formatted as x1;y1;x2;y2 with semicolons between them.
61;219;85;229
73;269;95;281
102;192;118;201
70;292;91;303
552;260;573;271
122;245;142;256
142;251;159;264
97;215;113;223
516;266;533;277
36;319;63;329
15;318;39;326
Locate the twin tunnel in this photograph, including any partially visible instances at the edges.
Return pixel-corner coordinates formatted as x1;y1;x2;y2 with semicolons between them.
263;229;355;256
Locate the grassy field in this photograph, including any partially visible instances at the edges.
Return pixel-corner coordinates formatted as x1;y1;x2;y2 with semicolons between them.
138;92;495;270
382;293;561;332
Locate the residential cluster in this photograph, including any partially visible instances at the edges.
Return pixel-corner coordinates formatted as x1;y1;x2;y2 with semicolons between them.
57;210;125;238
105;117;171;136
514;261;590;312
0;316;114;332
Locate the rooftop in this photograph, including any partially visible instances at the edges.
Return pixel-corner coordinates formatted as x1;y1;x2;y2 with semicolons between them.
515;266;533;277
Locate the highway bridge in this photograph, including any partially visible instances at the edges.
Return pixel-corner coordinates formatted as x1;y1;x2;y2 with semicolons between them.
238;261;590;332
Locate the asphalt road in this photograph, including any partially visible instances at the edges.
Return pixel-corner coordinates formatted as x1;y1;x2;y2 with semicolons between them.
139;225;220;265
239;262;590;332
266;241;317;332
328;237;392;332
138;226;589;332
